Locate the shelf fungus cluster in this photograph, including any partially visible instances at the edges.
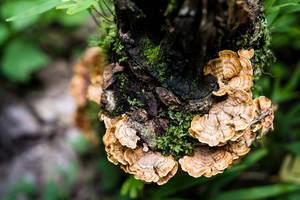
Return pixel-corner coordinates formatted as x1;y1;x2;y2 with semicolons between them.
181;49;274;178
102;114;178;185
71;47;275;185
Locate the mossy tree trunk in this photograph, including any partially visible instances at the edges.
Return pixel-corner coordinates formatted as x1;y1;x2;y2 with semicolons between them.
100;0;273;158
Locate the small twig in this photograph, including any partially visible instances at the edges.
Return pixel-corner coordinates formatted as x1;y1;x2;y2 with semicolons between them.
102;0;115;17
262;70;275;78
88;8;101;26
92;6;113;22
251;110;273;125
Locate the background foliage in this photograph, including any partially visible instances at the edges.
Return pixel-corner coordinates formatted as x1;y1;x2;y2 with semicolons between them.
1;0;300;199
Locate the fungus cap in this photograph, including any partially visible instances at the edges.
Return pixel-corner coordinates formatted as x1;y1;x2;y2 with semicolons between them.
114;116;140;149
179;147;234;178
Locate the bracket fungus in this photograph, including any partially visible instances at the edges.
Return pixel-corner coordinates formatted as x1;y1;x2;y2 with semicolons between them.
72;47;275;185
190;49;273;146
114;115;140;149
179;147;234;178
189;90;256;147
71;0;275;185
204;49;254;97
183;49;274;178
102;114;178;185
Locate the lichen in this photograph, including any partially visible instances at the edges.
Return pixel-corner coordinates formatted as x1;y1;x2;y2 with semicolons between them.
156;109;198;160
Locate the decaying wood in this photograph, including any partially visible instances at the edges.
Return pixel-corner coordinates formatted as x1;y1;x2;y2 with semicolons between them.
72;0;275;185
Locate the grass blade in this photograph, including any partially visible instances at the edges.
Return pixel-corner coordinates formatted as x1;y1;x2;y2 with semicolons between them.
148;149;268;198
210;184;300;200
6;0;62;21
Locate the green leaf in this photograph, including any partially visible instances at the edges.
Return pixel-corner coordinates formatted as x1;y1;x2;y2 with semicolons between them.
268;3;299;13
69;133;92;154
285;62;300;91
283;5;300;14
274;104;300;136
264;0;276;10
285;103;300;124
1;1;40;31
42;181;70;200
57;0;97;15
279;155;300;184
56;162;79;188
3;178;37;200
211;184;300;200
270;62;300;103
0;24;9;45
285;142;300;155
97;157;122;192
265;0;300;26
286;192;300;200
271;15;298;34
6;0;62;22
120;176;144;199
59;11;89;27
266;11;280;27
1;39;49;82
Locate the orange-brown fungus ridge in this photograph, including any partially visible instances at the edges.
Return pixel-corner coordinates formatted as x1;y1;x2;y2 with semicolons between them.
72;48;275;184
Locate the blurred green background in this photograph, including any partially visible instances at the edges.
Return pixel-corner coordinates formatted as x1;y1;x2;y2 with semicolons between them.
1;0;300;199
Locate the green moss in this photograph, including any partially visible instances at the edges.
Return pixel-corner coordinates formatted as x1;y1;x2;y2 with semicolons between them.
157;63;167;82
97;22;117;54
156;109;198;160
235;18;275;97
115;73;127;90
127;96;144;107
164;0;176;17
236;19;275;78
89;20;128;64
106;98;128;117
140;38;167;82
113;38;128;63
112;108;123;117
116;74;145;108
143;43;162;65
